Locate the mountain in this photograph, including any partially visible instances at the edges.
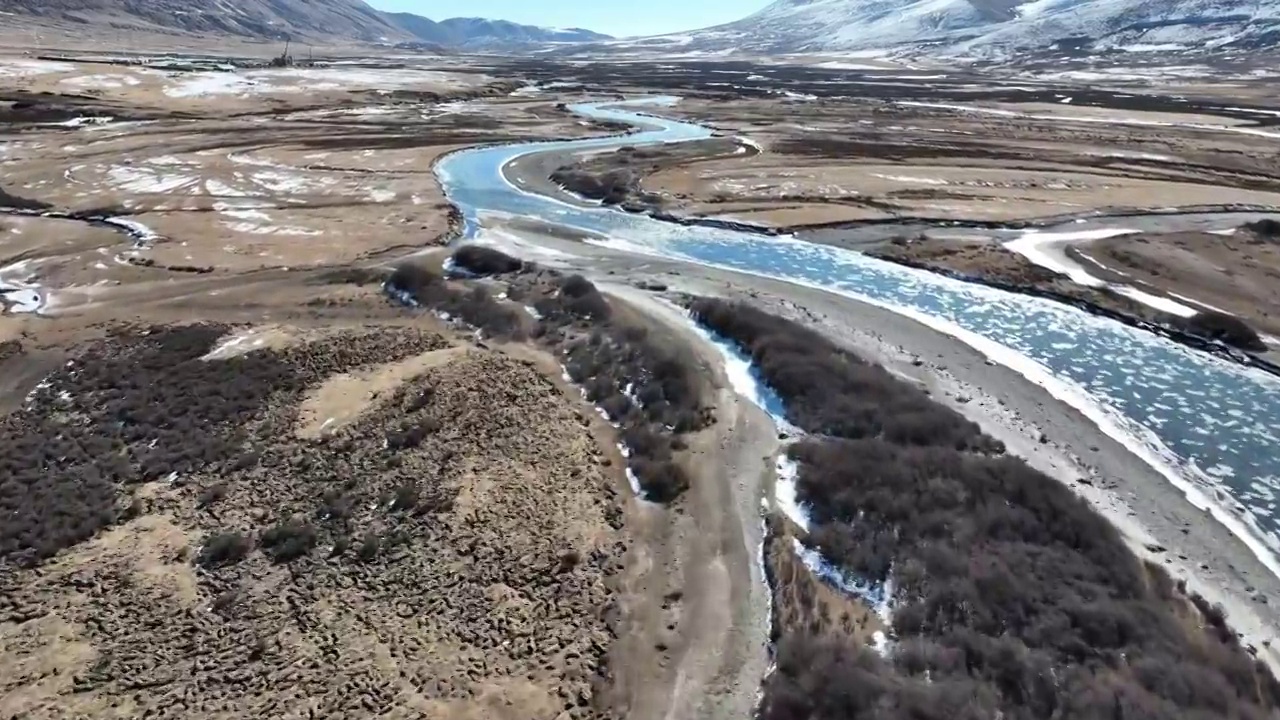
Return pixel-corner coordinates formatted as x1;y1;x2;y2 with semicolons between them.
0;0;410;42
626;0;1280;57
0;0;612;47
382;14;612;48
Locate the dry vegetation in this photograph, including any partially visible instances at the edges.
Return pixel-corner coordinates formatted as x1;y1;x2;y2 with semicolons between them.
0;323;627;719
690;298;1280;720
387;247;713;503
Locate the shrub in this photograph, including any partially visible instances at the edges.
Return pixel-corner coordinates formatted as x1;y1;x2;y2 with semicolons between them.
356;532;380;563
1243;218;1280;241
198;531;251;568
727;301;1280;720
259;519;317;563
1177;311;1267;352
629;459;689;504
689;297;999;453
387;262;526;340
197;483;228;508
451;245;525;275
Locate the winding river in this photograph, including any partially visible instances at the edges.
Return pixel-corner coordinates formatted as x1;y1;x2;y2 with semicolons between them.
437;98;1280;573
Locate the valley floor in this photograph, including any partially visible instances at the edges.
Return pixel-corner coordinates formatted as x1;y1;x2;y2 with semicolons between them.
2;42;1280;719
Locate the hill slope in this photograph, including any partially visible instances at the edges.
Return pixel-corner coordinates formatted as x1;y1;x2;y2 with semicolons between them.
0;0;409;42
633;0;1280;56
383;14;612;48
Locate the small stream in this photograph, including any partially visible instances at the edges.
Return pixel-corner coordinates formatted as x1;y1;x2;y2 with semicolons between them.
436;97;1280;575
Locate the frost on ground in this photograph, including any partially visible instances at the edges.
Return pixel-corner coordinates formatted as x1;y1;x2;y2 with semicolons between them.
0;59;74;78
163;68;486;98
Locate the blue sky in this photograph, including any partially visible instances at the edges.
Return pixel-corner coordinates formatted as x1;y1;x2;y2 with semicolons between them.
367;0;771;37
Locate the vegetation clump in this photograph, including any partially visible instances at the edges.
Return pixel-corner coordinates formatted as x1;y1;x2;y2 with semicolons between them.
537;274;711;502
450;245;525;276
688;298;1280;720
1177;310;1268;352
689;298;1001;453
260;519;318;563
387;263;526;340
198;531;251;568
386;264;710;504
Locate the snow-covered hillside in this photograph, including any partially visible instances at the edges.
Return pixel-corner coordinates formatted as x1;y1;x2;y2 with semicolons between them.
623;0;1280;57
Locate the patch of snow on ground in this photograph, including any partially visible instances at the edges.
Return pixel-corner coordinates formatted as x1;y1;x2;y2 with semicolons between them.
0;59;74;77
202;328;264;360
1006;229;1198;317
792;538;892;618
107;165;199;194
101;217;162;246
1003;229;1136;287
813;61;892;70
60;74;142;90
873;173;947;185
165;67;481;98
54;116;114;128
250;170;336;195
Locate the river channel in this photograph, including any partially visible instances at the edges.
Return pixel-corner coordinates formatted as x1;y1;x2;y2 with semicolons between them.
436;98;1280;574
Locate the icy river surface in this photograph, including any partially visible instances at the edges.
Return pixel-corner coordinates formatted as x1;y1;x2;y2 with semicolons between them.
435;98;1280;574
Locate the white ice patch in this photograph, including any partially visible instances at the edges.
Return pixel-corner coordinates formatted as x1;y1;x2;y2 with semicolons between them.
60;74;142;90
101;217;162;246
0;59;75;77
1113;287;1198;318
1005;229;1198;317
202;328;266;360
54;116;114;128
107;165;198;194
1003;228;1137;287
872;173;948;186
164;67;480;98
1;289;41;313
774;453;810;531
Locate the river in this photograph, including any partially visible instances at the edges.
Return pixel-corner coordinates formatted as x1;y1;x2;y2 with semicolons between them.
436;98;1280;575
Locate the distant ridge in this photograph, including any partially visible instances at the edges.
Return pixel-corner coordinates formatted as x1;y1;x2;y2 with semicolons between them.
0;0;613;47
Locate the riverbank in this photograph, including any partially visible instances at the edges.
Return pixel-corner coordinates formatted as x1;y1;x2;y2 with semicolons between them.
472;217;1280;673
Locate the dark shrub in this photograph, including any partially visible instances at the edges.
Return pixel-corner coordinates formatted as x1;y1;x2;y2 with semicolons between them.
388;262;526;340
727;301;1280;720
198;531;251;568
356;532;380;563
259;519;317;563
1177;311;1267;352
690;298;999;452
629;459;689;504
197;483;228;508
390;483;420;512
451;245;525;275
1243;218;1280;241
387;263;444;303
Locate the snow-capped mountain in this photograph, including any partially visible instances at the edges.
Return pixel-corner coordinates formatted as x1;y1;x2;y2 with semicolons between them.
630;0;1280;56
384;15;612;48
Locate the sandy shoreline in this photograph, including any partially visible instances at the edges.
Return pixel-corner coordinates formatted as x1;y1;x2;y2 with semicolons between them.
476;213;1280;673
